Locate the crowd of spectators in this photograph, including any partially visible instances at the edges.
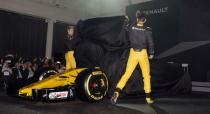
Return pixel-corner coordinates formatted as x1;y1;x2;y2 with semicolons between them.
0;54;66;94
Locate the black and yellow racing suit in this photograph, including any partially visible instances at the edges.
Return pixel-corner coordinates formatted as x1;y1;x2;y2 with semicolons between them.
116;24;154;94
64;36;80;70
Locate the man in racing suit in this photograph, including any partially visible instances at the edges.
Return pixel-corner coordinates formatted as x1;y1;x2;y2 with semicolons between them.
64;26;80;70
111;10;155;104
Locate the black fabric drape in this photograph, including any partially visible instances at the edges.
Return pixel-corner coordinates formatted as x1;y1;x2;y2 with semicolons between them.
74;16;191;96
0;10;47;59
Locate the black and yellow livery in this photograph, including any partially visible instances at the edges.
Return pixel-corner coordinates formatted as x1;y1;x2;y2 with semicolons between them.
18;67;108;102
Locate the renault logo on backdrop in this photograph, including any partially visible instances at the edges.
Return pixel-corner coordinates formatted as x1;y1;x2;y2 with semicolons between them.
142;6;168;15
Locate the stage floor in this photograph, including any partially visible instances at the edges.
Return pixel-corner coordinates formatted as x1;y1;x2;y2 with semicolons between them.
0;90;210;114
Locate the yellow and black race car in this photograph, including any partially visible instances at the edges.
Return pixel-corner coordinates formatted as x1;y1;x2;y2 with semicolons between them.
18;67;108;102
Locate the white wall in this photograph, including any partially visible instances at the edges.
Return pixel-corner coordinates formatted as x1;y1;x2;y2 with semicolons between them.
0;0;88;24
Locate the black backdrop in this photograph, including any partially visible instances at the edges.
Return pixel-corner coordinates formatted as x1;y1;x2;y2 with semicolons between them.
52;22;70;63
0;10;47;59
180;0;210;41
126;0;210;82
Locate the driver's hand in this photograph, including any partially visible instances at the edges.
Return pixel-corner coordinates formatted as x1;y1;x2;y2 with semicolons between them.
125;15;129;21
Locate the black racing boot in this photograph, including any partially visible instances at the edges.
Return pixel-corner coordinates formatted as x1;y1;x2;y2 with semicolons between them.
146;93;154;104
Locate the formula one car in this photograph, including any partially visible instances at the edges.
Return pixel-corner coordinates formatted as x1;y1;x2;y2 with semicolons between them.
18;67;108;102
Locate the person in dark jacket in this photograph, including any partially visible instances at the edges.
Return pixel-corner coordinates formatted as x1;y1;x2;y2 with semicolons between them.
111;10;155;104
64;25;80;70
